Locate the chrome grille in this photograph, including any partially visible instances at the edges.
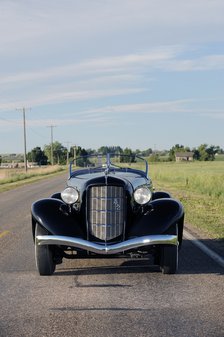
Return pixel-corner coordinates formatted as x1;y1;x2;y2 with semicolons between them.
88;186;125;241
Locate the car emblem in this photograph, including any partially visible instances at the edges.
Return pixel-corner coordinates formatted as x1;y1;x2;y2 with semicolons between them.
113;198;121;211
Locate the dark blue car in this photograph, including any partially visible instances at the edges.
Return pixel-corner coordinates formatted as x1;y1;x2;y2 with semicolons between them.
32;153;184;275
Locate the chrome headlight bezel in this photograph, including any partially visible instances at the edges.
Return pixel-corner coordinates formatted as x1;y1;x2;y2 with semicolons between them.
61;187;79;205
134;186;152;205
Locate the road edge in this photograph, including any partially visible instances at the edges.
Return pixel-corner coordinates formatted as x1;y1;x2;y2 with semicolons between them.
183;229;224;268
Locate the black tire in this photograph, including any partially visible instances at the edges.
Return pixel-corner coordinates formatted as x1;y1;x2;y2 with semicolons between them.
160;244;178;274
35;223;55;276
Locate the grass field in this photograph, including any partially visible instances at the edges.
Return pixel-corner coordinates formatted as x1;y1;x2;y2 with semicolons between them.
149;161;224;240
0;165;66;192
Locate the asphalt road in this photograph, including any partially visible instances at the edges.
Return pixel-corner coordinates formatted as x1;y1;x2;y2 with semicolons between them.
0;174;223;337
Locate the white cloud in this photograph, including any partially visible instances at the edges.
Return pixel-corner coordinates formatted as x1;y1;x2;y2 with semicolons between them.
162;55;224;72
0;88;146;112
1;47;224;93
49;99;223;119
76;100;194;115
0;0;224;77
1;44;224;120
1;0;224;45
29;88;145;107
0;47;179;85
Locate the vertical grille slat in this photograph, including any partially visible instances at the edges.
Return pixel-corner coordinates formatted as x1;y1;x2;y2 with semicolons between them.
88;185;125;241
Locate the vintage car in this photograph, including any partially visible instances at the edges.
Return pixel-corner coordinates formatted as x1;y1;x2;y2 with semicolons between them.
31;153;184;275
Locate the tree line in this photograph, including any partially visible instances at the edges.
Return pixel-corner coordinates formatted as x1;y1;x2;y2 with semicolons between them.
20;143;223;165
1;143;223;165
168;144;223;161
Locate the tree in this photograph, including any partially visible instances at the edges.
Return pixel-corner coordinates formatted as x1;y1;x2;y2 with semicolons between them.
72;146;90;167
86;148;96;155
192;148;200;160
75;146;88;158
120;148;135;163
97;146;122;155
141;148;153;157
148;153;160;162
27;147;48;165
44;142;67;165
196;144;218;161
169;144;186;161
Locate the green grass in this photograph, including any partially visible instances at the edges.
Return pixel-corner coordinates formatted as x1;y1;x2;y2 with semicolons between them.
215;154;224;161
149;161;224;239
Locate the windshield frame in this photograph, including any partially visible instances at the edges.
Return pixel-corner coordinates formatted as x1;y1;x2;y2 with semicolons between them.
69;153;148;178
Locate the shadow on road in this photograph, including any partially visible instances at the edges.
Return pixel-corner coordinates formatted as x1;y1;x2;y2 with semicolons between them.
56;261;160;278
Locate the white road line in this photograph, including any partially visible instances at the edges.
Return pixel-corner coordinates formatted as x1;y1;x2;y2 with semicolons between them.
184;229;224;269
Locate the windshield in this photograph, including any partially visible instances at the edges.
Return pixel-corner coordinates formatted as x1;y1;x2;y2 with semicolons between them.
69;153;148;177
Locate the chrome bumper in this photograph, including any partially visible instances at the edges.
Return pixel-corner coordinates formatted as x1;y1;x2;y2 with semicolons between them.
36;234;178;255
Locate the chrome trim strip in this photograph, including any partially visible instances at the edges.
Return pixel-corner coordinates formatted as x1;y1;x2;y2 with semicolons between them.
36;235;178;255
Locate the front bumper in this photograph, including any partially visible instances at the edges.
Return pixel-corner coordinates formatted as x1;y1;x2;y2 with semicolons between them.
36;234;178;255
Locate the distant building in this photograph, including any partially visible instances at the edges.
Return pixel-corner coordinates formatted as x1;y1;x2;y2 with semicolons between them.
175;152;194;162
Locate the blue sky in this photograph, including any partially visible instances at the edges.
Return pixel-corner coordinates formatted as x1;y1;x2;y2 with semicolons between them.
0;0;224;154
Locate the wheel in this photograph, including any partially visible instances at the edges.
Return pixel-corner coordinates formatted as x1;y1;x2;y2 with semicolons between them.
160;244;178;274
35;223;56;276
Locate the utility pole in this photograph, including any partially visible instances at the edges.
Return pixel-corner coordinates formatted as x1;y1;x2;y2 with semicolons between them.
72;145;77;166
23;108;27;172
17;107;28;172
47;125;56;165
154;144;157;154
65;141;71;165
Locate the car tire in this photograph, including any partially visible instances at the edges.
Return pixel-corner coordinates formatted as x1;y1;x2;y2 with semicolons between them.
35;223;55;276
160;244;178;274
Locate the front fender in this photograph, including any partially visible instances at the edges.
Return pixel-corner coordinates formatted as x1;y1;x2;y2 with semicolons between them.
152;191;171;200
127;198;184;241
31;198;86;240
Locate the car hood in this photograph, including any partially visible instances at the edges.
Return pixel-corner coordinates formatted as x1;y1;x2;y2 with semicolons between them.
67;170;149;191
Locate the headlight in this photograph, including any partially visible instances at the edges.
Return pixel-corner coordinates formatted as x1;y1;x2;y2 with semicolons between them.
61;187;79;204
134;187;152;205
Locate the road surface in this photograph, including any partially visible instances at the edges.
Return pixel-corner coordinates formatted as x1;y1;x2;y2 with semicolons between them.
0;174;223;337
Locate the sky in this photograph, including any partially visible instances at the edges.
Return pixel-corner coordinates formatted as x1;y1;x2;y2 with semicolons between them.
0;0;224;154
